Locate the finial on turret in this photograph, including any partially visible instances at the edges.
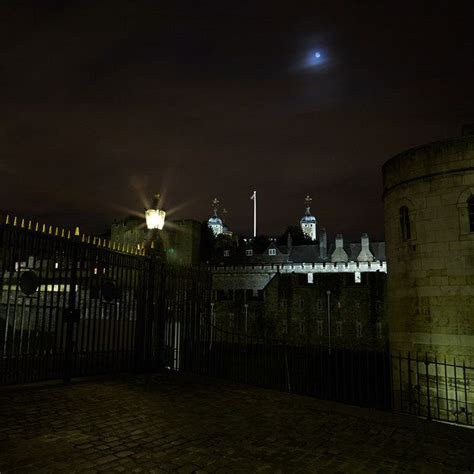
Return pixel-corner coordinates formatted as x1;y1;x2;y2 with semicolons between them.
212;197;220;217
305;194;312;213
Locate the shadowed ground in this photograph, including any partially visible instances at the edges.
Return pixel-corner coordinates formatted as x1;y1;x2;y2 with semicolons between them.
0;373;473;473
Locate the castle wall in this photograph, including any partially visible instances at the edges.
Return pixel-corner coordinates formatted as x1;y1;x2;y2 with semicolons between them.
383;135;474;364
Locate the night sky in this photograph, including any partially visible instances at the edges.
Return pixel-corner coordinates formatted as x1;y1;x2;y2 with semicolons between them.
1;1;473;241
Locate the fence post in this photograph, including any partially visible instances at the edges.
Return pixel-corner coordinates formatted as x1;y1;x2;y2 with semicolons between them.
63;233;80;384
424;353;432;421
134;257;149;373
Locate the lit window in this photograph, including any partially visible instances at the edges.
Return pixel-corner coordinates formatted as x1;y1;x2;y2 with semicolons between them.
399;206;411;240
468;196;474;232
245;249;253;256
223;250;230;257
354;271;361;283
307;273;314;284
317;320;323;336
356;321;362;338
336;321;342;337
268;248;276;256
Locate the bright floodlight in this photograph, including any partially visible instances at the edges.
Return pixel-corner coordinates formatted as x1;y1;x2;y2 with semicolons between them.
145;208;166;230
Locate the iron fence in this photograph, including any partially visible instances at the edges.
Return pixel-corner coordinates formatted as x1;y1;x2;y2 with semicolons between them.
391;352;473;426
1;217;472;428
167;314;473;426
0;218;211;385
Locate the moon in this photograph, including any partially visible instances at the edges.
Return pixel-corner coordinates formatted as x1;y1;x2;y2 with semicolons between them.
315;52;321;58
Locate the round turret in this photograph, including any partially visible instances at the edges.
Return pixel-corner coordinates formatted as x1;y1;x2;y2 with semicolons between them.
300;195;317;240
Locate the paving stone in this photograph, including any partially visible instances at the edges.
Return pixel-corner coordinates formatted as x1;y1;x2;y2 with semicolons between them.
0;373;473;472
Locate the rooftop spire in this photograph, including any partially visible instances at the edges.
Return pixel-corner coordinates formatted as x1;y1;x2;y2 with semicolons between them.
305;194;312;214
212;197;220;217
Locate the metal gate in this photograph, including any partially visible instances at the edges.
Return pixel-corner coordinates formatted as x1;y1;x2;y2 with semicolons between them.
0;217;211;385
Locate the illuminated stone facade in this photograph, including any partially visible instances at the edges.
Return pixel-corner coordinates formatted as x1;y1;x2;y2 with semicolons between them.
383;135;474;364
210;233;387;349
211;272;387;350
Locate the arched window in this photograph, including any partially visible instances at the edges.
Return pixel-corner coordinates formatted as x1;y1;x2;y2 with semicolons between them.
468;196;474;232
399;206;411;240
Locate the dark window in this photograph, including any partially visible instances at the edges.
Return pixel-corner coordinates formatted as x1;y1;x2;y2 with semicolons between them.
399;206;411;240
469;196;474;232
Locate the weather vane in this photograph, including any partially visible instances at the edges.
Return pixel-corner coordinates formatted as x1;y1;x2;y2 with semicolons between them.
305;194;312;211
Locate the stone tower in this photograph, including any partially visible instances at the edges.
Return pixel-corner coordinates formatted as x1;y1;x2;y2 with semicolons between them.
208;198;224;237
383;135;474;422
383;135;474;365
300;195;317;241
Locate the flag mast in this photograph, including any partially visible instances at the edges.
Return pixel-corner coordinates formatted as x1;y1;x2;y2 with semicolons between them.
251;191;257;237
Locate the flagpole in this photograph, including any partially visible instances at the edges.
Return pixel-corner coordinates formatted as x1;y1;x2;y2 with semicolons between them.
253;191;257;237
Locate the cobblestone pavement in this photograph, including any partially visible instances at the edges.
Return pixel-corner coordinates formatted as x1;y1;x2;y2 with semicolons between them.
0;373;473;473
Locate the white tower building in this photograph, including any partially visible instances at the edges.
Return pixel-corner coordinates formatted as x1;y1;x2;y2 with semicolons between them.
300;195;317;241
208;198;224;237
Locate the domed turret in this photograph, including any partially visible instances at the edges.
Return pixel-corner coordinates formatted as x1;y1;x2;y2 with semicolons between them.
300;195;317;240
208;198;224;236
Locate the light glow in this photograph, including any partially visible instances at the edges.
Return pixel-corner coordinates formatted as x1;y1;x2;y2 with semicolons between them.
145;208;166;230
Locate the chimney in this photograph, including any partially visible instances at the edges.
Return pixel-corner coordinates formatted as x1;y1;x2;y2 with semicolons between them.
357;233;374;262
331;233;349;263
319;228;327;260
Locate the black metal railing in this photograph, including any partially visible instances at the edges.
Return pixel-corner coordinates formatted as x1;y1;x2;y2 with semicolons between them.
391;352;473;426
1;216;472;428
0;217;211;385
167;315;473;426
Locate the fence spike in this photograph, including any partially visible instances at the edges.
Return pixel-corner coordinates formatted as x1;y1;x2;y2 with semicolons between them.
61;228;65;238
13;216;18;226
20;218;25;228
74;227;80;237
35;222;39;232
55;227;59;236
66;229;71;239
87;235;91;244
42;224;46;233
28;220;32;230
48;225;53;235
5;215;10;225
